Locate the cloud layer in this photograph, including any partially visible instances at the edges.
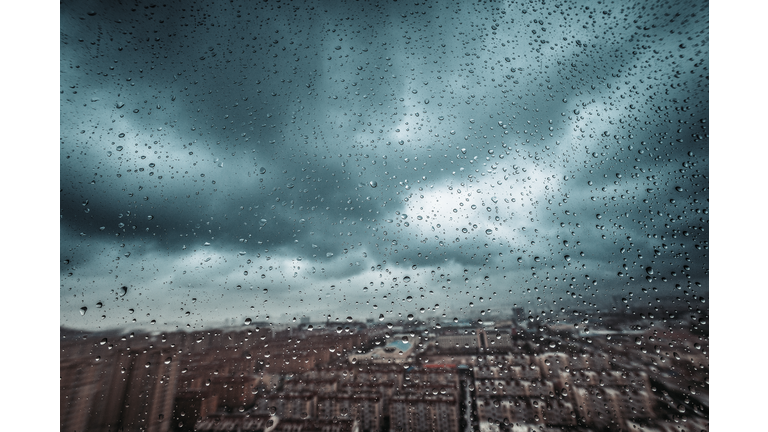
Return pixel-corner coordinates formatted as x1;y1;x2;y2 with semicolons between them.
61;0;709;330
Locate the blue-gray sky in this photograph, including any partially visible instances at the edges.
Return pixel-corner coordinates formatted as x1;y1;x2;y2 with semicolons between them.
60;0;708;331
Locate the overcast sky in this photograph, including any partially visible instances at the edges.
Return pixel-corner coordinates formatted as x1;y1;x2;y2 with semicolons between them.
60;0;708;331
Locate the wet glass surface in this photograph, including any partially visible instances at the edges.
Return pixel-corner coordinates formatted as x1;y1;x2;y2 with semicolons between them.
60;1;709;430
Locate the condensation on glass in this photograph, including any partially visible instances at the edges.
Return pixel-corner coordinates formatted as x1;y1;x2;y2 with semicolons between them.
61;1;709;431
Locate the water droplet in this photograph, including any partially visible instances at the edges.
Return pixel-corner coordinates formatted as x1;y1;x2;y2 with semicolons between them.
259;167;267;174
244;318;252;325
79;307;87;316
369;181;377;188
645;267;654;275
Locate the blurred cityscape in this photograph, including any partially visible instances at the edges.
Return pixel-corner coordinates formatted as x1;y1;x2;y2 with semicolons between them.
61;304;708;432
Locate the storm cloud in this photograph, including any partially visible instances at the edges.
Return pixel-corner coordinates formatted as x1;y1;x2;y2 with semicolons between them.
60;0;708;331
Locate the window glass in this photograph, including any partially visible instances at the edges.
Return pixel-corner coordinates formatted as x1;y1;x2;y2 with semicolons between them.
61;1;708;431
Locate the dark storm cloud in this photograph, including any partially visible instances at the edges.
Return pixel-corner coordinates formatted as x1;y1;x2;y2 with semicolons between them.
61;0;708;330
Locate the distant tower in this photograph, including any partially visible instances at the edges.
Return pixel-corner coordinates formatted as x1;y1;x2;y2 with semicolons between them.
512;308;525;327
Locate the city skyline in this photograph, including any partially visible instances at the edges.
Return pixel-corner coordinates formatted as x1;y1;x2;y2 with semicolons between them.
60;312;708;431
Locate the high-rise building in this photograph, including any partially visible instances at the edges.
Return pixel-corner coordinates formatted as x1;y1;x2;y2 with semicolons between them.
60;356;104;431
512;308;525;327
119;350;180;432
389;393;459;432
